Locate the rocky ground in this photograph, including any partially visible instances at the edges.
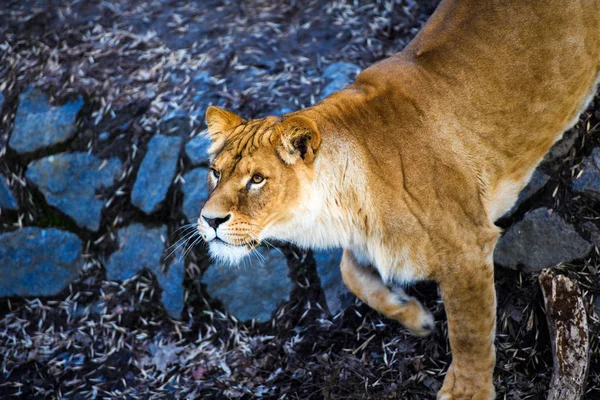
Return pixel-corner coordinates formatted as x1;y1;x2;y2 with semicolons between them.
1;0;599;399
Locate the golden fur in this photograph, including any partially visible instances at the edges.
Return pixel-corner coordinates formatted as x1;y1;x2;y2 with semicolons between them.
199;1;600;398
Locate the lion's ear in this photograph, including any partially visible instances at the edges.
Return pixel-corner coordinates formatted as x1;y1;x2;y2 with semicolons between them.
274;115;321;165
205;106;244;139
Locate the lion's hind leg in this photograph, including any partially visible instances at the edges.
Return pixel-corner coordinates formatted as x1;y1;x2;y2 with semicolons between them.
340;249;434;336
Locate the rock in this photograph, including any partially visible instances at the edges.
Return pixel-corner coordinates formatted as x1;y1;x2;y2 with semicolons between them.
158;251;185;319
494;208;592;272
26;153;122;231
160;109;191;136
582;222;600;247
271;106;293;116
313;249;353;315
544;129;579;164
9;87;83;154
185;136;211;166
0;227;82;296
105;223;184;318
202;247;293;322
0;91;4;109
0;176;18;211
572;148;600;202
502;168;550;217
319;62;360;100
193;71;211;85
131;134;183;214
181;167;209;222
105;224;166;281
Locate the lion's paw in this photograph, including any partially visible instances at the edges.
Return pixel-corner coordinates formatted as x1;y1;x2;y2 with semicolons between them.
437;366;495;400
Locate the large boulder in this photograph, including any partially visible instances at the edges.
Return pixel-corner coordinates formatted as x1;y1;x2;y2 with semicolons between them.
202;247;294;322
26;153;122;231
313;249;353;315
105;224;166;281
132;134;183;214
105;223;184;318
494;208;592;272
185;136;211;166
181;167;209;222
9;88;83;154
158;251;185;319
572;148;600;202
0;227;82;296
0;176;18;211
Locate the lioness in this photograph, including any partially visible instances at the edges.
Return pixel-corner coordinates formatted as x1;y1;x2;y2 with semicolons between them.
197;0;600;398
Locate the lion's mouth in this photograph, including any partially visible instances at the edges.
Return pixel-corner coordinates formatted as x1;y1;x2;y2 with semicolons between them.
214;237;259;250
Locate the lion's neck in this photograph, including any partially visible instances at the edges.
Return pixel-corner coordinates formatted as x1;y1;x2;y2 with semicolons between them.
281;119;375;252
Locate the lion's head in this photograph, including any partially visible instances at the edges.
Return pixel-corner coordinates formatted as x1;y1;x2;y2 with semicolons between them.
198;105;321;264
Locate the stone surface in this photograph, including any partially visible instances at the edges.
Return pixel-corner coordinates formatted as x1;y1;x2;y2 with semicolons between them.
26;152;122;231
503;168;550;218
131;134;183;214
202;247;293;322
105;224;166;281
544;129;579;164
0;91;4;109
105;223;184;318
181;167;209;222
319;62;360;100
0;176;18;211
158;251;185;319
0;227;82;296
9;87;84;154
313;249;353;315
494;208;592;272
572;148;600;202
160;109;191;135
185;136;211;166
582;222;600;247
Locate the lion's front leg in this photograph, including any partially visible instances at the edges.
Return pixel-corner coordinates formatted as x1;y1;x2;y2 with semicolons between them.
437;257;496;400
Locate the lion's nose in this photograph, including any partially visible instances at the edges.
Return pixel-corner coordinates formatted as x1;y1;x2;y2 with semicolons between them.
202;214;231;230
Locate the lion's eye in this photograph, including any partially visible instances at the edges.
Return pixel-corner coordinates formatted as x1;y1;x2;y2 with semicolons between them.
210;168;220;180
251;174;264;184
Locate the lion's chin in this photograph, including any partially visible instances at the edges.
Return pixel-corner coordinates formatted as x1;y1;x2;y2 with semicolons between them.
208;239;252;266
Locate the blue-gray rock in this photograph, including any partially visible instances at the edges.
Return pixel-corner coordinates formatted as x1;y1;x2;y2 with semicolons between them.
494;208;592;272
544;129;579;164
132;134;183;214
0;227;82;296
313;249;353;315
193;71;211;85
26;153;122;231
583;222;600;247
0;176;18;211
572;148;600;202
105;223;166;281
0;91;4;109
319;62;360;100
9;87;83;154
202;247;293;322
271;106;293;116
105;223;185;318
502;168;550;218
160;109;191;135
181;167;209;222
157;252;185;319
185;136;211;166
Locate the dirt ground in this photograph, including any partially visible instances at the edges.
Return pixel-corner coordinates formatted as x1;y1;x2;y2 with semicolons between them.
1;0;599;399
